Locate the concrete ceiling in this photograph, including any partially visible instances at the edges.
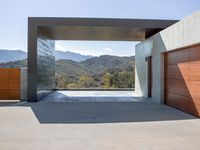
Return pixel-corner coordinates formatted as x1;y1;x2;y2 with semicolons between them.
53;26;145;41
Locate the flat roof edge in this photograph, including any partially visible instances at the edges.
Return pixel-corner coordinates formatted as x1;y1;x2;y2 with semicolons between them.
28;17;178;28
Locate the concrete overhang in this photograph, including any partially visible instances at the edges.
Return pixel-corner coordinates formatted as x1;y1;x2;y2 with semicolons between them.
29;17;178;41
28;17;178;102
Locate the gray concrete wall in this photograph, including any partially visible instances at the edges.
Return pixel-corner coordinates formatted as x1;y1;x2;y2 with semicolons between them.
20;68;27;101
28;20;38;102
135;10;200;103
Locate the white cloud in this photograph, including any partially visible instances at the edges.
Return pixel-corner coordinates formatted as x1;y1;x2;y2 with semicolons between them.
55;45;100;56
2;42;27;52
55;45;66;52
56;43;106;56
55;46;115;56
55;41;137;56
103;47;113;53
71;49;105;56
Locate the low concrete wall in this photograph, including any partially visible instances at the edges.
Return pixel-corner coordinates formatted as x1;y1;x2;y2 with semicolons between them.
20;68;27;101
135;10;200;103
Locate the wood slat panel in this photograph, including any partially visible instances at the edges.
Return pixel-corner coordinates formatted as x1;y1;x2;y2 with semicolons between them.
165;92;192;112
9;90;20;100
190;61;200;81
9;80;20;90
165;63;189;80
189;45;200;62
165;49;189;65
0;80;9;89
8;68;20;79
165;92;199;116
165;78;190;97
0;68;8;80
190;81;200;104
0;90;9;100
165;45;200;117
0;68;20;100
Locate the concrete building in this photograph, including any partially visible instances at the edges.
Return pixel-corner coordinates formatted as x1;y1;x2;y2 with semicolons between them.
135;11;200;117
28;11;200;117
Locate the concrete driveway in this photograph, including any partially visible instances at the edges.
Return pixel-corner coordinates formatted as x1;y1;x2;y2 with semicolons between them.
0;100;200;150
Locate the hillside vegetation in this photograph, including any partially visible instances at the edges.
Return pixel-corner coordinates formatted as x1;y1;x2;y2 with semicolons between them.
0;55;135;89
55;55;135;88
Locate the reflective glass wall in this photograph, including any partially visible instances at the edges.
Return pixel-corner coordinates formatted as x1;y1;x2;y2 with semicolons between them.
37;28;55;100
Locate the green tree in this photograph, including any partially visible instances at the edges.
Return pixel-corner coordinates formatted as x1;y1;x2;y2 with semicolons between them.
67;83;78;88
78;75;95;88
110;71;134;88
55;74;70;88
103;72;112;88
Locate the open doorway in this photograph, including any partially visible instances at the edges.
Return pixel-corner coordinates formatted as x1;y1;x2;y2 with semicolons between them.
55;41;138;90
146;56;152;98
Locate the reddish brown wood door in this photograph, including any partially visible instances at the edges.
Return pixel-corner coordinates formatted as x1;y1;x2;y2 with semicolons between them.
0;68;20;100
164;45;200;117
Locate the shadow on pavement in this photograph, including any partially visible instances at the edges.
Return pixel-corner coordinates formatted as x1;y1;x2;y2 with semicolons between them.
0;99;196;124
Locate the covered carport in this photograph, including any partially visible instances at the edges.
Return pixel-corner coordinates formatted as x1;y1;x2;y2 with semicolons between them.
28;17;177;102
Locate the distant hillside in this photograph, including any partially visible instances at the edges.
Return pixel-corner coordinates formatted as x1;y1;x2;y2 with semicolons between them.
56;55;135;77
0;50;93;62
55;50;93;62
0;59;27;68
82;55;135;75
0;50;27;63
0;55;135;88
0;55;135;74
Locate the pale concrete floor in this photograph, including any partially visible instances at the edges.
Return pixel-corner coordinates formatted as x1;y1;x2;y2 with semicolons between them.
0;97;200;150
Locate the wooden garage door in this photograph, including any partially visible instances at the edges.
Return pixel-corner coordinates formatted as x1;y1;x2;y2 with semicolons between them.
164;45;200;117
0;68;20;100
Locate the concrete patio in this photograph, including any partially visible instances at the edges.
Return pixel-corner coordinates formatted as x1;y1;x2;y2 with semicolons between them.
0;97;200;150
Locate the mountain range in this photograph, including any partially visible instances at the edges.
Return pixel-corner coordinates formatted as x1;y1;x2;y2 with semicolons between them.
0;52;135;88
55;50;93;61
0;50;27;63
56;55;135;78
0;55;135;75
0;49;93;63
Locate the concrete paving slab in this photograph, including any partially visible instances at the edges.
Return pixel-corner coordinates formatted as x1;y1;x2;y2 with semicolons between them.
0;99;200;150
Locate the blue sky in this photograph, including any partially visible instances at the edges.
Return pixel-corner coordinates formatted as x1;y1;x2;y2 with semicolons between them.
0;0;200;56
56;41;139;56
